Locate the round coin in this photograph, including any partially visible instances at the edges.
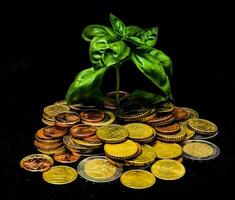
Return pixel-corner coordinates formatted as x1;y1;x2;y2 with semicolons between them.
187;118;218;135
180;107;199;118
80;110;105;123
173;107;189;121
43;104;70;118
96;124;129;143
77;156;123;183
120;170;156;189
155;123;180;135
54;151;80;163
55;111;80;128
181;140;220;160
43;166;78;184
70;124;96;138
151;159;186;180
179;122;195;140
20;154;53;172
156;101;175;113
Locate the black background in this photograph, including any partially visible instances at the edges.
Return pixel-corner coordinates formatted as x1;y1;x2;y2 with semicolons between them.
1;1;235;199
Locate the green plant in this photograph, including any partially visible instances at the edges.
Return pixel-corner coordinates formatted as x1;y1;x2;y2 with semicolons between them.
66;14;173;106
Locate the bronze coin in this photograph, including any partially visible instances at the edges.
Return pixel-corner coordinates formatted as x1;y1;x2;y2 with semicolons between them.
54;111;80;128
82;135;102;144
146;113;174;123
80;110;105;123
155;123;181;135
43;126;68;139
173;107;189;121
34;139;63;150
53;151;80;163
70;124;96;138
36;128;52;140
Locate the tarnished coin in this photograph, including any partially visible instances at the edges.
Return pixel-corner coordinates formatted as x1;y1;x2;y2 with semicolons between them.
126;145;156;167
53;151;80;163
152;141;182;159
77;156;123;183
80;110;105;123
173;107;189;121
43;104;70;118
43;166;78;184
155;123;180;135
104;140;139;160
120;170;156;189
54;111;80;128
124;123;154;141
20;154;53;172
70;124;96;138
182;140;220;160
187;118;218;135
96;124;129;143
180;107;199;119
151;159;186;180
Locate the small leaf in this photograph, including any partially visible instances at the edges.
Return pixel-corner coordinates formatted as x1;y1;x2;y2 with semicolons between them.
65;67;106;104
110;13;126;36
82;25;116;42
130;90;167;103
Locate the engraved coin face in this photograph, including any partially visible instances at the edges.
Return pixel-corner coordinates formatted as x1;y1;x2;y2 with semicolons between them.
77;156;122;183
43;166;78;184
124;123;154;140
179;122;195;140
155;123;180;135
187;119;218;135
151;159;186;180
182;140;220;160
43;104;70;117
80;110;105;123
120;170;156;189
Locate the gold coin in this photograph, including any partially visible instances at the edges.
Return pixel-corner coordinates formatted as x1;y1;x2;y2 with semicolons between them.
180;107;199;118
124;123;154;140
120;170;156;189
187;118;218;135
43;104;70;118
43;166;77;185
152;141;182;159
104;140;139;160
156;127;186;143
96;124;129;143
183;142;214;158
151;159;185;180
179;122;195;140
127;145;156;166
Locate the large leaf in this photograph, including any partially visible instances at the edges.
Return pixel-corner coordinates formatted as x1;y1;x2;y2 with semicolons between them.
130;90;167;103
65;67;106;104
82;25;116;42
110;13;126;36
89;36;130;69
131;50;172;100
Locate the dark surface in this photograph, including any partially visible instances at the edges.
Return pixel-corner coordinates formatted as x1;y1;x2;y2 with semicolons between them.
1;2;235;199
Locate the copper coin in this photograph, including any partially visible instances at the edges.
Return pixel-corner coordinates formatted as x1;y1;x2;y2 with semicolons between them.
34;139;63;150
54;111;80;128
82;135;102;144
36;128;52;140
70;124;96;138
146;113;174;123
173;107;189;121
53;151;80;163
43;126;68;138
155;123;181;135
80;110;105;123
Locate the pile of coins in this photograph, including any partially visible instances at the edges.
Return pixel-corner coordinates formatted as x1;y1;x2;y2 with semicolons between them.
20;93;220;189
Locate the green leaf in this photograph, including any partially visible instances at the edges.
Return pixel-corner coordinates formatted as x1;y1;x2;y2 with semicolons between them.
148;48;173;77
65;67;106;104
130;90;167;103
89;36;130;69
110;13;126;36
82;25;116;42
131;50;172;100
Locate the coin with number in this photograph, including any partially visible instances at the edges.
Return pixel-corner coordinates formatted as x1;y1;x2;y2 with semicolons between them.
43;166;78;185
120;169;156;189
151;159;185;180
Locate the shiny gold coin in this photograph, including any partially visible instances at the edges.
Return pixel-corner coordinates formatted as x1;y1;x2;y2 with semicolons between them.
43;166;78;185
179;122;195;140
124;123;154;140
104;140;139;160
43;104;70;118
183;142;214;158
96;124;129;143
120;170;156;189
127;145;156;166
151;159;186;180
152;141;182;159
42;117;54;126
187;118;218;135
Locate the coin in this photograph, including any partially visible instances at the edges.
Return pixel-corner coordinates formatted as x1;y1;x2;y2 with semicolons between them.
155;123;180;135
156;127;187;143
156;101;175;113
180;107;199;118
20;154;53;172
54;100;67;105
37;146;66;155
43;126;68;139
104;140;139;160
34;140;63;150
43;104;70;118
53;151;80;163
187;118;218;135
42;117;54;126
54;111;80;128
77;156;123;183
43;166;78;184
124;123;154;141
173;107;190;121
151;159;186;180
120;170;156;189
82;135;102;144
103;98;117;110
72;137;103;148
152;141;182;159
70;124;96;138
179;122;195;140
182;140;220;160
126;145;156;166
96;124;129;143
35;128;52;140
80;109;105;123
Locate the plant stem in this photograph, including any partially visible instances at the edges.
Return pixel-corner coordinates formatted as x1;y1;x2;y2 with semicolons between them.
115;65;120;107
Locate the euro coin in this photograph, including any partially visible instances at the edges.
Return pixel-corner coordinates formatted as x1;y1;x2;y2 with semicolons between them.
120;170;156;189
43;104;70;118
156;101;175;113
70;124;96;138
180;107;199;118
155;123;180;135
179;122;195;140
80;109;105;123
43;166;78;184
156;127;186;143
54;111;80;128
96;124;129;143
151;159;186;180
173;107;189;121
187;118;218;135
53;151;80;163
